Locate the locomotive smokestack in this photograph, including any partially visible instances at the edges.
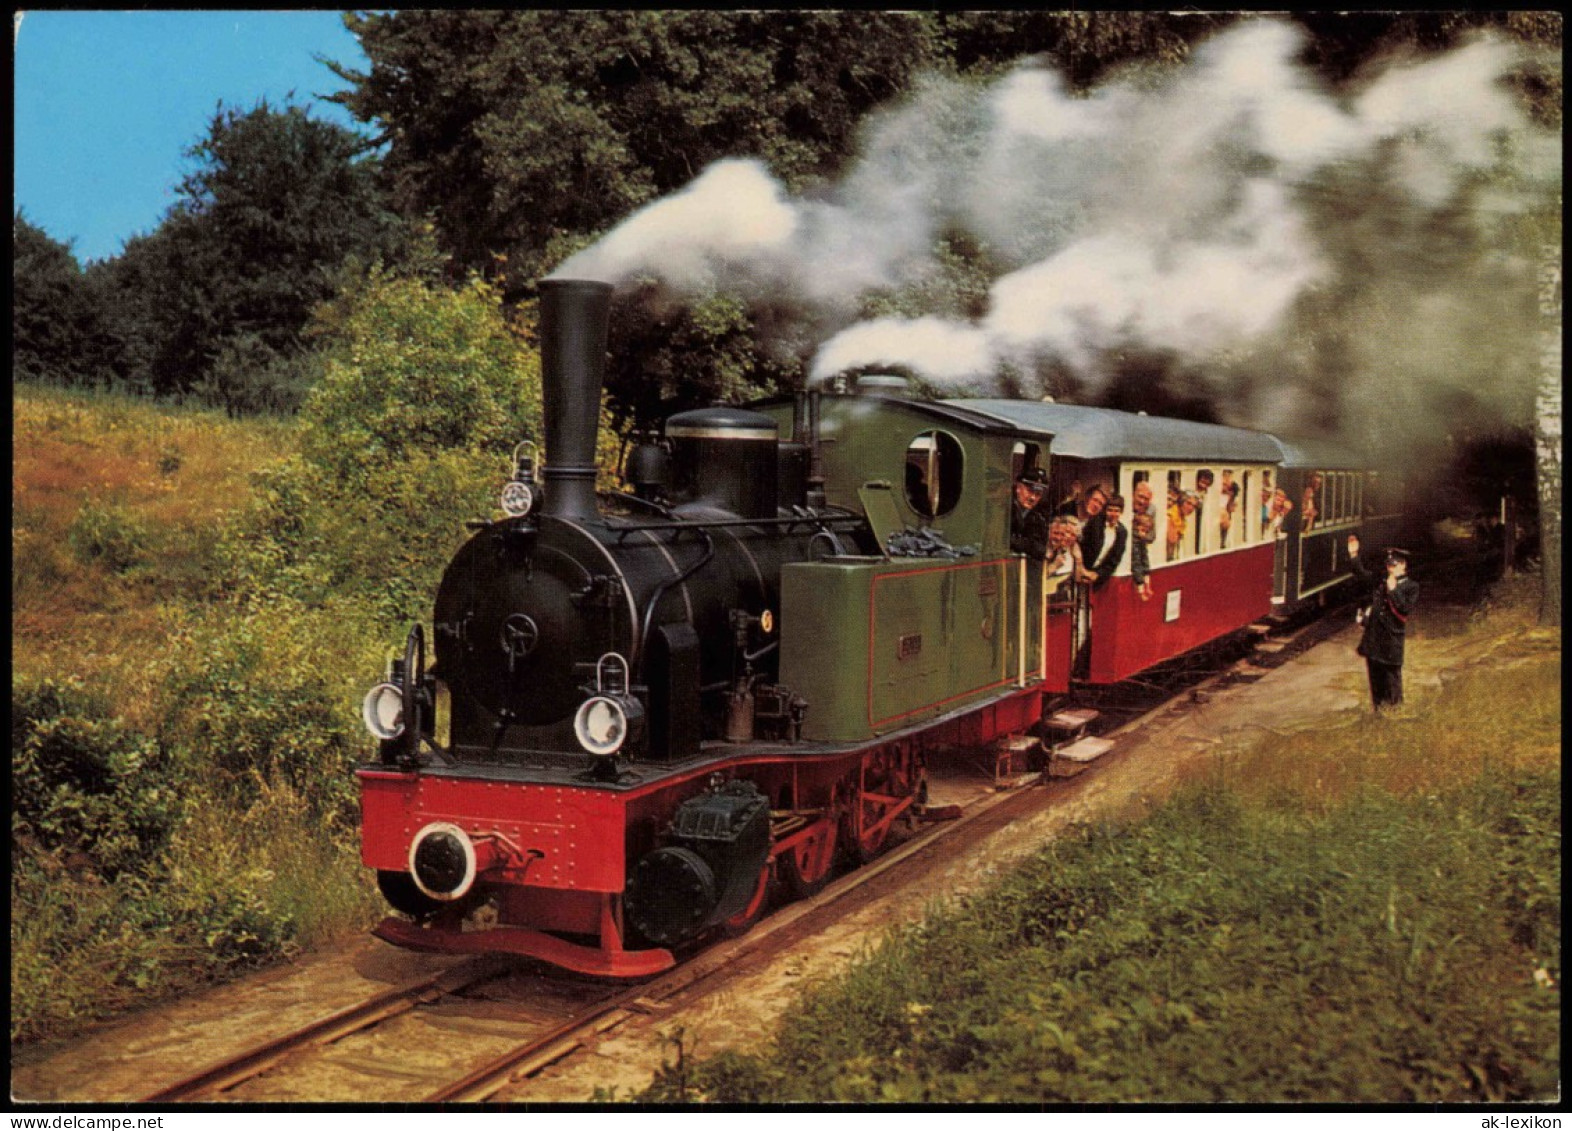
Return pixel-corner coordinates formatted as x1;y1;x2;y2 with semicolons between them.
539;278;613;521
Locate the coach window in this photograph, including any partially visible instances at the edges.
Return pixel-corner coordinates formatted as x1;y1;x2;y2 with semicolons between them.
1238;471;1251;547
905;430;964;518
1192;469;1213;555
1257;469;1273;543
1214;468;1237;548
1238;471;1250;544
1164;469;1186;562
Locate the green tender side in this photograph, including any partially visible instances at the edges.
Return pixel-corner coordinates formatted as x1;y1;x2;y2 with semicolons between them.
780;555;1022;743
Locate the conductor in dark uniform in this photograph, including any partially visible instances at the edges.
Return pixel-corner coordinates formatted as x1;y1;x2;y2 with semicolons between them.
1346;536;1419;709
1011;467;1052;558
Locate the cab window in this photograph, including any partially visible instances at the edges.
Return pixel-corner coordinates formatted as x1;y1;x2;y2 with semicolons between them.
905;430;964;518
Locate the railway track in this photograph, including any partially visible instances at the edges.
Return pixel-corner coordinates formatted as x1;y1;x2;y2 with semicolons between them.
141;613;1335;1105
140;957;522;1101
141;768;1038;1104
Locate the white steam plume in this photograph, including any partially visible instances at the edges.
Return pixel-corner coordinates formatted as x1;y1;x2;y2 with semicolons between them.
554;159;798;290
556;17;1560;447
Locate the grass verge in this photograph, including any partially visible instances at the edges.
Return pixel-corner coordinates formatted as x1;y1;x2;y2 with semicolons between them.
638;584;1560;1104
11;385;387;1045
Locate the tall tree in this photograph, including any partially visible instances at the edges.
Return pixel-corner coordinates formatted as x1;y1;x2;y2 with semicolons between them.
12;213;110;386
93;99;406;412
936;11;1233;84
330;11;945;287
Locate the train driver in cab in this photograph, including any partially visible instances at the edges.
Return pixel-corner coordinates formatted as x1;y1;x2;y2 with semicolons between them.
1011;466;1053;558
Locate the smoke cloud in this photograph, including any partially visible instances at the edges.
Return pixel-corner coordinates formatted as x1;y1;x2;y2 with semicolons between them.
554;18;1560;450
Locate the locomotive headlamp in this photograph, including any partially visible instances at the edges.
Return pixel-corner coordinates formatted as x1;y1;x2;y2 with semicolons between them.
500;479;536;518
362;682;406;741
573;695;641;756
501;441;539;517
573;653;645;756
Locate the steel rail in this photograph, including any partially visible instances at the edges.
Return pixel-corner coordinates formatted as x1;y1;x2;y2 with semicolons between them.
140;956;508;1102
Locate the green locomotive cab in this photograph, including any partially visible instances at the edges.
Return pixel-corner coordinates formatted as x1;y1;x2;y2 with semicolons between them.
755;386;1055;743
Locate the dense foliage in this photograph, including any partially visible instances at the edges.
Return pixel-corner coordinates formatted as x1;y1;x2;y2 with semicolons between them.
329;11;945;284
13;214;113;386
222;270;543;623
11;387;380;1041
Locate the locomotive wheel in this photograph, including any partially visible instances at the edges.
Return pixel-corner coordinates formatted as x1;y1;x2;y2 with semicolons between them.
777;823;837;900
720;862;771;938
856;796;891;861
839;805;888;868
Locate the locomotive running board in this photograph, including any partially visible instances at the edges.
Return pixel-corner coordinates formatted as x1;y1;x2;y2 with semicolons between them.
372;917;675;979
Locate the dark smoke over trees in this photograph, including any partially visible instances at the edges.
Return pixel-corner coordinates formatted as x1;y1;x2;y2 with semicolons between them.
330;12;1557;418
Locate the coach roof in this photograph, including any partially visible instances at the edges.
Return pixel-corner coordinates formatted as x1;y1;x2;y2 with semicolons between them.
947;399;1284;463
1266;434;1371;470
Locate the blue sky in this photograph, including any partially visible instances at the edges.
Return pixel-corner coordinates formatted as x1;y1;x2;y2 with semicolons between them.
14;10;370;264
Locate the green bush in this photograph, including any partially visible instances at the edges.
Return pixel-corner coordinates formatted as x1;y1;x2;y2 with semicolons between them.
155;601;388;822
12;676;180;879
196;333;318;417
67;497;151;574
10;773;379;1043
299;270;541;488
218;271;546;624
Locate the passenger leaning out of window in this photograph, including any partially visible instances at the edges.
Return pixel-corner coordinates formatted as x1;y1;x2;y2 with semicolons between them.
1081;492;1128;587
1043;515;1094;594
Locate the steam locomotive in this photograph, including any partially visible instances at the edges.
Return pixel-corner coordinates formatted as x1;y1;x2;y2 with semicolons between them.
357;278;1403;977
